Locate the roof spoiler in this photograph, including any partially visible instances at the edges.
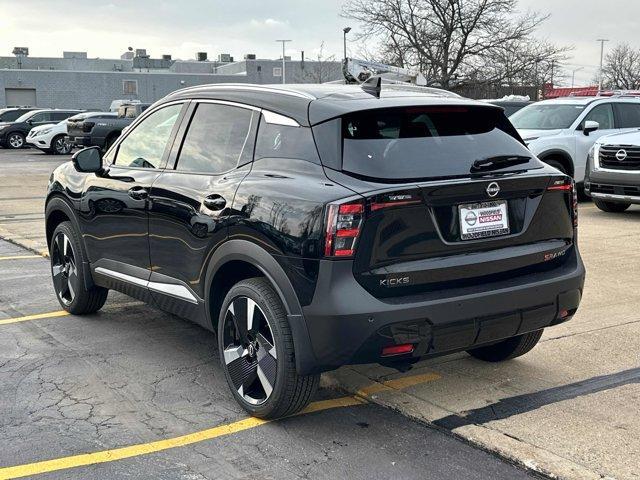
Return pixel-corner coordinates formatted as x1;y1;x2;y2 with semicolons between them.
361;76;382;98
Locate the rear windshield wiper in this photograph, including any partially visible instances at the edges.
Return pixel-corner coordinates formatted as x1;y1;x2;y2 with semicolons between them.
470;155;531;174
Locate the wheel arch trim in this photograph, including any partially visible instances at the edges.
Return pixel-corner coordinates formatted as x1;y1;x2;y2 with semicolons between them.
538;149;575;176
45;195;94;290
204;239;317;375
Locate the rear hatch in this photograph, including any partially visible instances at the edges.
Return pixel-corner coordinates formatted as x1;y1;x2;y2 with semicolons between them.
315;104;577;298
66;118;93;137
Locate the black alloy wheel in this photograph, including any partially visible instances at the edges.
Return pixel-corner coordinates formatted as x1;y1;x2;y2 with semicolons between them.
218;278;319;419
51;231;80;307
222;296;278;405
49;221;108;314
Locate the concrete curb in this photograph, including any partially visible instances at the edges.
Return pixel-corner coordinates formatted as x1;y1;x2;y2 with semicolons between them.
326;368;608;480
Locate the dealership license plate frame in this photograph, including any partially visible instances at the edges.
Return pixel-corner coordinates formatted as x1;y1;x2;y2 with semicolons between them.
458;200;510;241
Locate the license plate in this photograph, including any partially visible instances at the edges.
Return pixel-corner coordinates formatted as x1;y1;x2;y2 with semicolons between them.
458;201;510;240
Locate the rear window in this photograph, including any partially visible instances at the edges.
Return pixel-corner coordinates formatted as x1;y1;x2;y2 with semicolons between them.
0;110;27;122
339;106;536;180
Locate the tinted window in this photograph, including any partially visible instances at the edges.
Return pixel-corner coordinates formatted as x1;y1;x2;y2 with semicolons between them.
51;112;73;121
15;110;43;123
616;103;640;128
176;103;254;174
340;106;537;180
114;104;182;169
255;115;320;163
29;112;51;123
583;104;614;129
0;110;26;122
511;104;585;130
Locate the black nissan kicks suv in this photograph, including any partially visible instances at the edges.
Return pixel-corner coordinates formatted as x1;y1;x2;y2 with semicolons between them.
45;83;585;418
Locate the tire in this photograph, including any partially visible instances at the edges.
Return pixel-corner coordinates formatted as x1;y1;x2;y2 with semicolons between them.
50;221;108;314
218;277;320;419
466;329;543;362
594;199;631;213
51;135;72;155
6;132;25;149
544;159;569;176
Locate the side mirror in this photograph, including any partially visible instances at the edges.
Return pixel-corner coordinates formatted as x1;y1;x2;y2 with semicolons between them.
72;147;103;173
26;119;33;125
583;120;600;136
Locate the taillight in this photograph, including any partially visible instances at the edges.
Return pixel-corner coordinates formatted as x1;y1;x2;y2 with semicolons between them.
547;179;578;228
571;180;578;228
324;199;364;257
381;344;414;357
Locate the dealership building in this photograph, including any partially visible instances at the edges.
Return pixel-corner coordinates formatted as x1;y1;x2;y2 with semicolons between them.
0;49;343;110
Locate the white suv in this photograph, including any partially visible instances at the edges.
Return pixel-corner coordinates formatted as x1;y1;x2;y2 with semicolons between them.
26;111;116;155
510;96;640;183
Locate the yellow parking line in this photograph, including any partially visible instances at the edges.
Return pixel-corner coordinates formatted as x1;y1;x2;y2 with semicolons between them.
0;396;364;479
0;310;69;326
357;372;442;397
0;255;44;261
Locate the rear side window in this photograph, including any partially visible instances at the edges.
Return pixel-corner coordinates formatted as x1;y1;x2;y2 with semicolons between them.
51;112;72;121
0;110;25;122
339;106;535;180
583;104;614;129
615;103;640;128
176;103;255;174
255;115;320;164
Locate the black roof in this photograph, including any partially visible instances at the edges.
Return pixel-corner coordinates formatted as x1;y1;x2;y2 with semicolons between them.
163;83;497;126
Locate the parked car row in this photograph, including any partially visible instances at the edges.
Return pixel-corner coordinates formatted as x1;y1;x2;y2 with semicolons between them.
510;94;640;213
0;102;149;153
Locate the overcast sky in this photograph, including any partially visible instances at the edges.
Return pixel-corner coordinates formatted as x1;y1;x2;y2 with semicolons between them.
1;0;638;86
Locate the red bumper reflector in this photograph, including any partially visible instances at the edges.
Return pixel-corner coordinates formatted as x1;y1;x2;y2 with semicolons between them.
559;309;569;319
381;344;414;357
370;200;422;211
547;184;572;191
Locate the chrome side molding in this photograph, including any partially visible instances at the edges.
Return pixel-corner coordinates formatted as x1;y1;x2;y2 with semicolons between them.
95;267;199;304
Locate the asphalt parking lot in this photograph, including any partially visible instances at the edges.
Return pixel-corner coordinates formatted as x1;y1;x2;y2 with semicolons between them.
1;148;639;479
0;149;535;479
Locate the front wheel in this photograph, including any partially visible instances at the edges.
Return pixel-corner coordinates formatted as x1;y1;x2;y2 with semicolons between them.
7;132;25;149
50;221;108;314
466;330;543;362
51;135;72;155
594;199;631;213
218;278;319;419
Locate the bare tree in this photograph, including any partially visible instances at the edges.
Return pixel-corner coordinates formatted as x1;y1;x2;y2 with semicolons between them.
342;0;567;89
602;43;640;90
298;42;341;83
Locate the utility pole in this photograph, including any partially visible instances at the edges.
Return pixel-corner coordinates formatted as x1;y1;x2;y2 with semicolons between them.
276;40;291;84
571;67;584;88
597;39;609;92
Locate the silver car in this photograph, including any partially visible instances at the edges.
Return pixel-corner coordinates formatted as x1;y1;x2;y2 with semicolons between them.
584;129;640;212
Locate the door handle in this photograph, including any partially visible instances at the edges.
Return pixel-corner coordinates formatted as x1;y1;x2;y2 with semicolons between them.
128;187;149;200
203;195;226;211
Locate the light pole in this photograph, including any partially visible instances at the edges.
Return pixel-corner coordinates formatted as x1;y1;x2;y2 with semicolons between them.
343;27;351;61
571;67;584;88
276;39;291;84
597;39;609;92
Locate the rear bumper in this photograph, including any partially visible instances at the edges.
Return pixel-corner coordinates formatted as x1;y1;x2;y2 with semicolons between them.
67;135;104;148
300;249;585;374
